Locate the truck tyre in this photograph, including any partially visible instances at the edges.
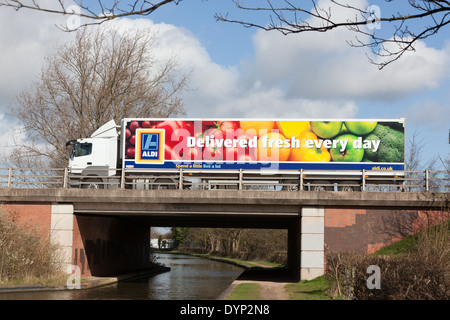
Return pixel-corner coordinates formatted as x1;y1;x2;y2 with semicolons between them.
153;178;176;190
82;178;104;189
338;181;359;192
282;180;299;191
311;181;333;191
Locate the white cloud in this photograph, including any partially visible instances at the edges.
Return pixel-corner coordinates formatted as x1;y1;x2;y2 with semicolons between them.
105;18;358;119
0;114;25;165
249;10;450;101
0;5;75;112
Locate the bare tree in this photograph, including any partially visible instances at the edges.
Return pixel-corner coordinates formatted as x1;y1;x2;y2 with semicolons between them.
215;0;450;69
8;26;188;168
405;127;439;191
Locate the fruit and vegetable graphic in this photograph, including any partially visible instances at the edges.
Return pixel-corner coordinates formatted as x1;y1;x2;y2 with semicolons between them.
124;119;404;164
310;121;343;139
288;131;330;162
329;134;365;162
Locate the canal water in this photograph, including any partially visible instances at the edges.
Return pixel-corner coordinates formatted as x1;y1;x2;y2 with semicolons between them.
0;253;244;300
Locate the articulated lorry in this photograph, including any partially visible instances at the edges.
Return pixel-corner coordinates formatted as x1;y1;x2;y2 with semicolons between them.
66;118;406;191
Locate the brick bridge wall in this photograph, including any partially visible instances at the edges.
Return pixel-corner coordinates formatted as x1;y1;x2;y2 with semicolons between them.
1;202;52;238
324;207;447;254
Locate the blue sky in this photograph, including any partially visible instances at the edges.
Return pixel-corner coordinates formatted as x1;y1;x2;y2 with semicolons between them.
0;0;449;168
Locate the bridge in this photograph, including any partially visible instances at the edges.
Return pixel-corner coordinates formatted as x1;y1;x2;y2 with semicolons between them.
1;185;448;281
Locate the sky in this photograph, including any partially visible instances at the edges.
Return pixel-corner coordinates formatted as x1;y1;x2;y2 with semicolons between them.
0;0;449;168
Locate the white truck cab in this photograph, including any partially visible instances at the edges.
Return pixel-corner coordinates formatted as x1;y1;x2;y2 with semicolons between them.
67;120;119;188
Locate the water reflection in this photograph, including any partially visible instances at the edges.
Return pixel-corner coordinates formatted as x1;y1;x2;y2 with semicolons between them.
0;253;243;300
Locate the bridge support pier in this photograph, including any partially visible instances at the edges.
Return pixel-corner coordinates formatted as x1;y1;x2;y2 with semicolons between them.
287;206;325;281
300;207;325;280
50;203;74;274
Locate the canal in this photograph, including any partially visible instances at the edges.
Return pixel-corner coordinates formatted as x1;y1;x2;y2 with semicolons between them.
0;253;244;300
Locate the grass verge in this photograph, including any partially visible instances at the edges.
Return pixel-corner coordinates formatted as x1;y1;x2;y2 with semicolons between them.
227;283;263;300
285;275;335;300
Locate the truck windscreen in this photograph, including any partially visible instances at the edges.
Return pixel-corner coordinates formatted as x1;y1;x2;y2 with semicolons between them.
73;143;92;157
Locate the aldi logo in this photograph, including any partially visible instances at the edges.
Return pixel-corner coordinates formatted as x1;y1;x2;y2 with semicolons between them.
135;129;165;164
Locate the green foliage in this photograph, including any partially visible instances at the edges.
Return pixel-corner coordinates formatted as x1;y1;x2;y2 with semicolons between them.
171;227;190;247
373;234;418;256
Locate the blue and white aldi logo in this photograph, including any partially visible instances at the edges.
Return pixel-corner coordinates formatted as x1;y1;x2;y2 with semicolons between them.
135;129;165;164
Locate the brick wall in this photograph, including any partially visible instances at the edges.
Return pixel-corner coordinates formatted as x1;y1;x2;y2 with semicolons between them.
324;207;447;254
0;202;52;238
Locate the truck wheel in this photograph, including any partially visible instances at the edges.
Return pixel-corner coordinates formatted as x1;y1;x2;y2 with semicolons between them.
154;178;176;190
282;180;299;191
311;181;333;191
82;178;104;189
339;182;359;192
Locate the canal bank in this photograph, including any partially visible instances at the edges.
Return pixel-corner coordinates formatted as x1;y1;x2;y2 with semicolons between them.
0;265;170;294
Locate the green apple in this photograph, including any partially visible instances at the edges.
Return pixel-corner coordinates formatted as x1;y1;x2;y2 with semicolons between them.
344;121;377;135
340;123;349;134
330;134;364;162
310;121;343;138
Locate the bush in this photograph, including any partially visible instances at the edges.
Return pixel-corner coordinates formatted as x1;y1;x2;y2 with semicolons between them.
0;209;63;283
326;221;449;300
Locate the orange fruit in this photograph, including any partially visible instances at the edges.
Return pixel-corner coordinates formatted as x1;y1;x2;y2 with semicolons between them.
239;121;277;137
257;132;291;162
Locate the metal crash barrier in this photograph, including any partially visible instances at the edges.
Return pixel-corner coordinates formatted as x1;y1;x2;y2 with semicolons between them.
0;167;448;193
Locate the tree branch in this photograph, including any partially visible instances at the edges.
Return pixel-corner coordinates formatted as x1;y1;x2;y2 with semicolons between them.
215;0;450;69
0;0;182;31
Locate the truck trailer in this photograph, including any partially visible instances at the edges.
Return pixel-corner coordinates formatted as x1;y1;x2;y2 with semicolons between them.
66;118;406;191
